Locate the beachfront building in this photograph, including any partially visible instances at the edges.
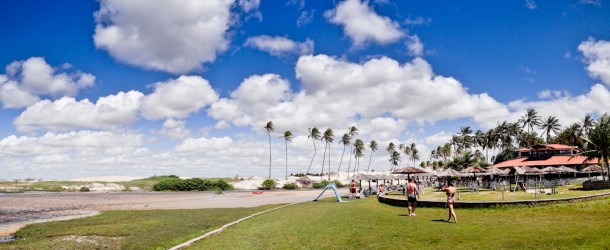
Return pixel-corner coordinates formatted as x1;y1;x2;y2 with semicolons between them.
489;144;597;170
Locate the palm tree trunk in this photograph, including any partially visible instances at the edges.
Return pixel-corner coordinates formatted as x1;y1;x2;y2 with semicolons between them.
307;138;316;175
328;143;331;181
367;150;373;174
337;146;346;180
321;142;327;181
268;133;272;179
285;140;288;180
347;145;353;178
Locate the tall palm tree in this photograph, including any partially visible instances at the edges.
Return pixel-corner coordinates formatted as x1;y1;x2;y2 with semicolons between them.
442;143;452;164
459;126;473;150
400;143;411;165
411;147;420;167
579;114;610;181
336;133;351;180
366;140;378;174
346;126;358;177
540;116;561;143
321;128;334;180
387;142;396;172
306;127;321;175
518;108;541;134
389;151;401;172
579;114;595;137
264;121;274;179
279;131;293;180
353;139;365;175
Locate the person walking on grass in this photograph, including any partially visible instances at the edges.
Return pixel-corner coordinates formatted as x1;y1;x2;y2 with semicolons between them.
349;180;357;199
406;178;420;216
441;182;457;223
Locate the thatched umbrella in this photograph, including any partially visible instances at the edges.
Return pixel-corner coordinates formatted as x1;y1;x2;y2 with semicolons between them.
556;165;578;178
581;165;602;179
436;168;462;177
392;166;429;180
460;166;488;178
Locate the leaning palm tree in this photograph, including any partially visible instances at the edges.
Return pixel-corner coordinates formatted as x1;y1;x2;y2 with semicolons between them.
336;133;351;180
279;131;293;180
387;142;396;172
306;127;321;175
353;139;365;175
264;121;274;179
366;140;378;174
321;128;334;180
518;108;541;134
540;116;561;143
579;113;610;181
346;126;358;178
409;143;418;166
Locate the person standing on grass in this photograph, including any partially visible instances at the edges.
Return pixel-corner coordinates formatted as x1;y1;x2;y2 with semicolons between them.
406;178;420;216
441;182;457;223
349;180;357;199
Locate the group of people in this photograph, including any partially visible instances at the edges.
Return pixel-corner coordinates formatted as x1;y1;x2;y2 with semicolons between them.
404;178;458;223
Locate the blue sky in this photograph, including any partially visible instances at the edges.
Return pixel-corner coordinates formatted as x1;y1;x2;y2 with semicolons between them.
1;0;609;180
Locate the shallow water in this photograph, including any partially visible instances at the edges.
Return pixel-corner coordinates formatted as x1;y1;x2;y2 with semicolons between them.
0;235;16;243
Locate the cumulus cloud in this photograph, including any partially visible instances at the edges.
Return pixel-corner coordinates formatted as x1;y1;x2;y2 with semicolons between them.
157;119;191;139
93;0;234;74
525;0;537;10
325;0;404;47
0;57;95;108
405;35;424;57
14;91;144;133
141;75;219;120
578;38;610;86
244;35;314;56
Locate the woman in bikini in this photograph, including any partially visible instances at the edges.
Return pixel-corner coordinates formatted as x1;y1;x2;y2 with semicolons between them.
441;182;457;223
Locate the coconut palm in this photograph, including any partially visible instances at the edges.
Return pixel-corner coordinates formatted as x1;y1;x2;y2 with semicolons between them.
518;108;541;134
579;114;610;181
336;133;351;180
279;131;293;180
459;126;473;150
321;128;334;180
579;114;595;137
390;151;401;172
346;126;358;177
411;147;420;167
306;127;321;175
540;116;561;143
353;139;365;175
264;121;274;179
366;140;378;174
387;142;396;172
442;143;452;163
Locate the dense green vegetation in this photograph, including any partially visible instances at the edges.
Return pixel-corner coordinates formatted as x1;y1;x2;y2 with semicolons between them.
152;177;232;191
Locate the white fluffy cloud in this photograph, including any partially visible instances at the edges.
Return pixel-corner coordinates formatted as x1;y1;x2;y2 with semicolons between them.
325;0;404;47
141;75;219;120
244;35;314;56
0;57;95;108
157;119;191;140
578;38;610;86
93;0;234;74
405;35;424;57
14;91;144;132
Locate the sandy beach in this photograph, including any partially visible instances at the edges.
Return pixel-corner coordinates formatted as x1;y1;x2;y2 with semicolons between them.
0;188;344;237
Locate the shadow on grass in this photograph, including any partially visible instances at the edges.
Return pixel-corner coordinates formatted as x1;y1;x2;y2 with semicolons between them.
431;219;449;223
398;214;409;217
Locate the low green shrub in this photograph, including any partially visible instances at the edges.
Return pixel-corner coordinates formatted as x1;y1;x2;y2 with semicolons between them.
261;179;276;190
282;182;299;189
153;178;234;191
79;187;90;192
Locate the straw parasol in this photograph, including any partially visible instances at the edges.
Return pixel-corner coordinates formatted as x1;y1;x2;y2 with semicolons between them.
540;166;560;174
436;168;462;177
581;165;602;179
460;166;488;178
555;165;578;173
392;166;429;180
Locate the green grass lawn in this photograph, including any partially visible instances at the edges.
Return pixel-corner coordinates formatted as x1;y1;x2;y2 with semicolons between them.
189;196;610;249
4;193;610;249
4;205;281;250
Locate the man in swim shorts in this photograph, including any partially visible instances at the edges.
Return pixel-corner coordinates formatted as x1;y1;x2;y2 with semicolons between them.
406;178;420;216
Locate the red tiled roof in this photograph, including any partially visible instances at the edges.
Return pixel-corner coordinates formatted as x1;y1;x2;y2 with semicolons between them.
516;144;578;152
490;155;597;169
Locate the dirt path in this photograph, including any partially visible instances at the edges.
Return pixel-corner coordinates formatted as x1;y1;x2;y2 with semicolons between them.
0;189;341;236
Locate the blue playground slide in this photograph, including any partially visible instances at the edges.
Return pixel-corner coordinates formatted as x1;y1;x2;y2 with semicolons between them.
308;183;344;202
